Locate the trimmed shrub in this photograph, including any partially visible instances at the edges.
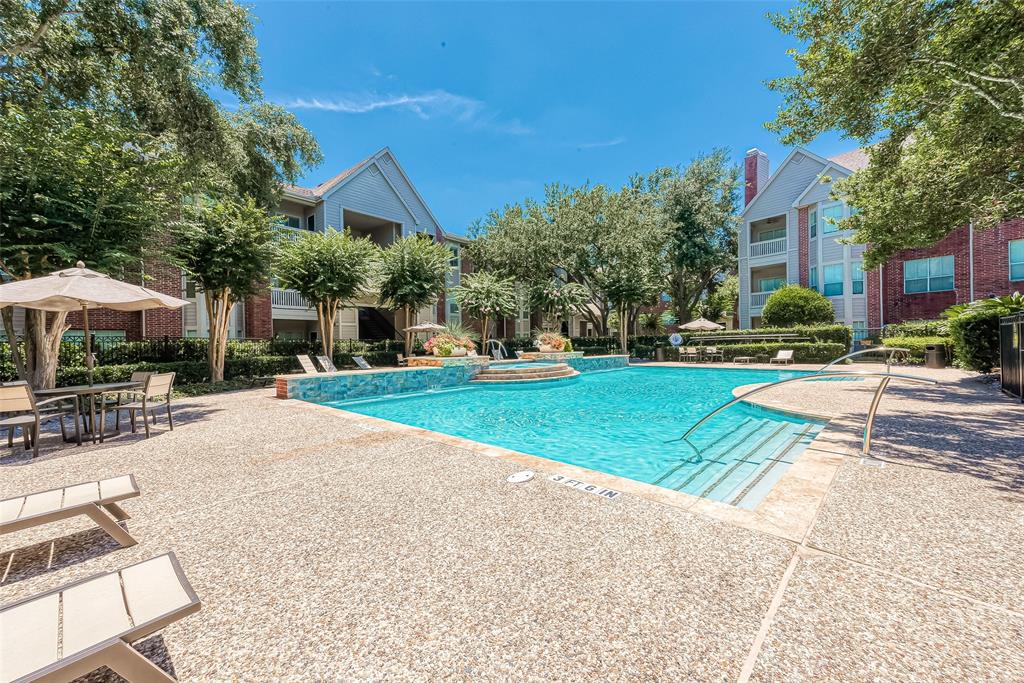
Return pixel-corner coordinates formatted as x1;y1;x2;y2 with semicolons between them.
882;320;948;338
876;336;948;363
665;342;845;364
761;285;836;327
948;309;1002;372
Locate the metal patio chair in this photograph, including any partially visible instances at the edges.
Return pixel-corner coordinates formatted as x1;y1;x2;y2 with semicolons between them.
0;381;81;457
99;372;176;441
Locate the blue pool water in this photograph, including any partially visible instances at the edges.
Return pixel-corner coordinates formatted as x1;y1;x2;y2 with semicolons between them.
325;366;825;508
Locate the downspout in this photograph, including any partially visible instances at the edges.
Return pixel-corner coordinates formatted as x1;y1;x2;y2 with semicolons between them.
878;265;884;328
968;220;975;302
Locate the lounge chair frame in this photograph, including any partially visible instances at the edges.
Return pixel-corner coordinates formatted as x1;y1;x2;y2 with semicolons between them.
99;373;175;441
1;475;141;548
769;349;795;365
315;354;338;373
0;381;82;457
352;356;372;370
0;552;200;683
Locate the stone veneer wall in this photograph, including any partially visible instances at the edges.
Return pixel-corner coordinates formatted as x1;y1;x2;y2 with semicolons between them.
566;355;629;373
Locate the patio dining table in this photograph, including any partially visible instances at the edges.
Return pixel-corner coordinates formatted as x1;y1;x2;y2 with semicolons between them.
36;381;142;443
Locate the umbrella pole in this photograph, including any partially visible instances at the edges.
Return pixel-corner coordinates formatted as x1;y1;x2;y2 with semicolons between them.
82;304;94;385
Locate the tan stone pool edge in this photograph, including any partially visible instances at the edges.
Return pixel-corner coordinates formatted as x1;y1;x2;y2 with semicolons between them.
281;375;860;544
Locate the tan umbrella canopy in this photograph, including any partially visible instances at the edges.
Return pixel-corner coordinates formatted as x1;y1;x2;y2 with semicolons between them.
678;317;725;331
0;261;189;382
403;321;446;334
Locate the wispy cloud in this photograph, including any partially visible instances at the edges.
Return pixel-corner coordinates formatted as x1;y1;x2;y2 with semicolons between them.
283;90;531;135
575;137;626;150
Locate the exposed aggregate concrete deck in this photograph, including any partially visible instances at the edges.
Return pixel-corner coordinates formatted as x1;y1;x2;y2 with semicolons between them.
1;361;1022;681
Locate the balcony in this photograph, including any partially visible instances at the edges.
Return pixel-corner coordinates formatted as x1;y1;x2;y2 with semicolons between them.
750;291;771;309
749;237;787;259
271;288;310;309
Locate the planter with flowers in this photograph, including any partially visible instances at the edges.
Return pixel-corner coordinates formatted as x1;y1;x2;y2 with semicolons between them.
424;332;476;357
535;331;570;354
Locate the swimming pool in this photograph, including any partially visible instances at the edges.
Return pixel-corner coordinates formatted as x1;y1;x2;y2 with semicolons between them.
325;366;825;509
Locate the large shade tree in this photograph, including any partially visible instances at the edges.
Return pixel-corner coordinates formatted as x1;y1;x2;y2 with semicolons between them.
276;229;379;358
377;234;453;355
453;271;518;349
768;0;1024;267
169;197;277;382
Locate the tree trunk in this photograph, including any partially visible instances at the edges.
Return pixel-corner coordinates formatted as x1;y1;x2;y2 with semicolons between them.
2;308;27;381
619;302;629;355
317;300;337;359
481;314;490;351
205;289;232;383
23;309;68;389
404;304;413;356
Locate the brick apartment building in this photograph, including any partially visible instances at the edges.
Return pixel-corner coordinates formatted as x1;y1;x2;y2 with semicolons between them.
738;147;1024;336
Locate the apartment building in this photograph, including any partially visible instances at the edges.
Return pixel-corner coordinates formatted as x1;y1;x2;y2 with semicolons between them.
738;147;1024;334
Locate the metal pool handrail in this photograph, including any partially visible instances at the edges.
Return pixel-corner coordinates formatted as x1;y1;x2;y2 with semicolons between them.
819;346;912;373
667;370;939;460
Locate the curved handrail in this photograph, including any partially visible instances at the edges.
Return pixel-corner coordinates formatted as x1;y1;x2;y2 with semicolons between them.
487;339;509;360
819;346;912;373
666;370;938;460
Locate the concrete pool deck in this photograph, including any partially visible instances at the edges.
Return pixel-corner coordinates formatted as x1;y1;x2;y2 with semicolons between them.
1;362;1022;681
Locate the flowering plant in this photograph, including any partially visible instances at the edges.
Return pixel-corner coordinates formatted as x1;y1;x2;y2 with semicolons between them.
535;331;567;351
423;332;476;355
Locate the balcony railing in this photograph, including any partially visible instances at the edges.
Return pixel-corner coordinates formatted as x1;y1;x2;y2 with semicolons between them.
271;287;310;309
750;291;771;309
749;237;787;258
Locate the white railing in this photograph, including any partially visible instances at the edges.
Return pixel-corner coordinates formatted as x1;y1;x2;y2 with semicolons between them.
750;291;771;309
749;237;787;258
271;287;310;309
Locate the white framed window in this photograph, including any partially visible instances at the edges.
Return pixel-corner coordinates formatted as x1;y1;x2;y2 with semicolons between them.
852;321;867;342
904;255;954;293
851;261;864;295
278;215;302;230
758;277;785;293
809;209;817;238
1010;239;1024;281
823;263;844;296
757;227;786;242
446;244;461;289
809;266;818;291
820;203;844;234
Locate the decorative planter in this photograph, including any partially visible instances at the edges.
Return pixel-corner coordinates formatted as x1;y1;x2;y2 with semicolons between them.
434;347;468;357
538;344;564;354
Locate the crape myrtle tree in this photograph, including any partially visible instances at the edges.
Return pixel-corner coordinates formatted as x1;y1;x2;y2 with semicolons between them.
0;0;321;387
377;234;453;355
276;229;380;359
768;0;1024;268
453;271;519;350
170;197;277;382
533;280;589;334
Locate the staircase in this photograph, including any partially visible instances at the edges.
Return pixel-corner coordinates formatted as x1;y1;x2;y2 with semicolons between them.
358;308;398;341
472;363;579;384
654;417;819;509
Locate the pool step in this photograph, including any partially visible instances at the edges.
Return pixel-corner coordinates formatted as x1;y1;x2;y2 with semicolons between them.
472;363;579;384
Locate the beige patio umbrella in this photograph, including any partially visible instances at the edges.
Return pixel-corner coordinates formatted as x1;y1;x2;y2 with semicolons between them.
678;317;725;331
0;261;189;382
403;321;446;334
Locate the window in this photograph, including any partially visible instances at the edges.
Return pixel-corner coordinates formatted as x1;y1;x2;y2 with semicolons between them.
757;227;785;242
306;215;315;231
1011;239;1024;281
809;267;818;291
852;321;868;342
904;255;954;293
279;215;302;230
851;261;864;295
820;203;844;234
809;210;817;238
446;244;461;289
823;264;844;296
184;278;197;298
758;277;785;293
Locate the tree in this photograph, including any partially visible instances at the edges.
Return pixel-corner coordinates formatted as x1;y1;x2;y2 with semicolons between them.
698;275;739;323
453;272;518;349
648;150;740;324
533;280;589;333
276;229;379;358
377;235;452;355
768;0;1024;268
761;285;835;328
170;197;276;382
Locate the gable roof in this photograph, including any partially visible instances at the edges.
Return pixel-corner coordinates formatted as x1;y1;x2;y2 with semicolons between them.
791;162;852;207
739;147;832;219
282;151;378;200
829;148;870;172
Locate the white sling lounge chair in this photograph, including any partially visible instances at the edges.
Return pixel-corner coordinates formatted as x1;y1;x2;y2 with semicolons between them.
315;355;338;373
769;349;795;365
1;475;141;548
0;552;201;683
352;356;373;370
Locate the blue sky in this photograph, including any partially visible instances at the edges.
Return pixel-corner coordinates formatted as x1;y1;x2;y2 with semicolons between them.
249;1;851;234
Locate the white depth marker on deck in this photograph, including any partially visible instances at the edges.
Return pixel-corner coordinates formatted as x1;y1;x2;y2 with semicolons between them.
548;474;621;500
507;470;535;483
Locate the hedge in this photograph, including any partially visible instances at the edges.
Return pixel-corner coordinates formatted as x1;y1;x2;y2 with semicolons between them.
665;342;847;364
875;336;948;363
674;324;852;347
948;308;1003;372
882;320;949;338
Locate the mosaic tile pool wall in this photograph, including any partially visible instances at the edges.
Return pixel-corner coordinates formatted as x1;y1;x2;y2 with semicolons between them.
279;355;629;403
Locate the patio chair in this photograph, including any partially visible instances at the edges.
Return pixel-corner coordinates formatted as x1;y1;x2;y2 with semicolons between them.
705;346;724;362
769;349;795;365
0;552;201;683
99;372;175;441
1;474;141;548
352;356;373;370
0;381;81;457
679;347;699;362
316;354;338;372
396;354;409;366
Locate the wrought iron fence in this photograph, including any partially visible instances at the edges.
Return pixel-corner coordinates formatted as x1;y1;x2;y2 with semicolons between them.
1000;312;1023;402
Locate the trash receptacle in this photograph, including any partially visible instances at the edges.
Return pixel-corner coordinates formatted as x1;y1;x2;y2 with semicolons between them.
925;344;947;369
655;346;665;362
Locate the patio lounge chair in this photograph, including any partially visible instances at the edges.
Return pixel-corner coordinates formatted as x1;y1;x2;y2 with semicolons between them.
1;474;141;548
704;346;724;362
352;356;373;370
99;372;175;441
769;349;795;365
0;381;81;457
0;552;201;683
316;355;338;373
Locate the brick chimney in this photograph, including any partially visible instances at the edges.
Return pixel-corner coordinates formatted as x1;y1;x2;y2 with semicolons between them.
744;148;769;206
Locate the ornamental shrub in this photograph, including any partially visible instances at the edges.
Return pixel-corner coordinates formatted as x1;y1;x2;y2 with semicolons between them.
945;292;1024;372
882;319;949;338
761;285;836;327
875;336;948;363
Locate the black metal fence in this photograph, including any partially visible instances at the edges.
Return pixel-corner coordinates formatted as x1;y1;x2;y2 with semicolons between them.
1000;313;1023;402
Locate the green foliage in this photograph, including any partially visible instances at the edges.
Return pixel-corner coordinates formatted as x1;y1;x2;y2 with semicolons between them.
761;285;836;328
944;292;1024;372
638;313;665;334
453;271;519;340
377;235;452;312
679;324;852;346
667;342;847;364
698;275;739;322
441;321;481;342
882;320;949;339
533;280;589;323
878;336;948;364
768;0;1024;268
